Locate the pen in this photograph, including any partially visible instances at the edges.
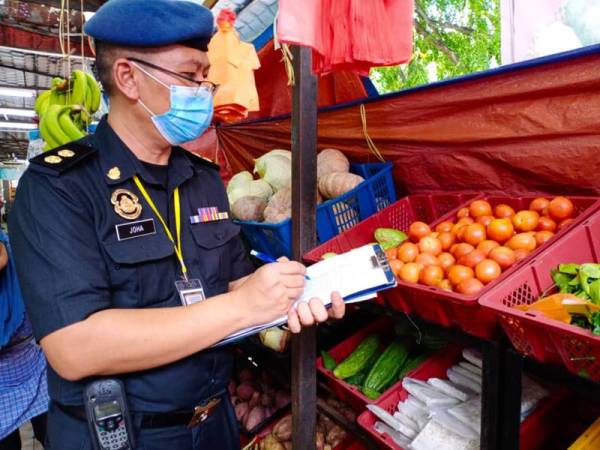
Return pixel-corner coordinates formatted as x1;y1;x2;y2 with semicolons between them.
250;250;311;280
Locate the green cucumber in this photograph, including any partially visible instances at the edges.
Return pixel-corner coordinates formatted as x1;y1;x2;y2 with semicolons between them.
345;352;380;386
362;386;381;400
362;340;409;396
397;353;429;380
333;334;380;379
321;351;337;371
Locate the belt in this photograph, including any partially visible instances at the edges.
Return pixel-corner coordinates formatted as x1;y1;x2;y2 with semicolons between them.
55;398;221;429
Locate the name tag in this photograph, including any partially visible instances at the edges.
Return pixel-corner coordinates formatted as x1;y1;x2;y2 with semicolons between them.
115;218;156;241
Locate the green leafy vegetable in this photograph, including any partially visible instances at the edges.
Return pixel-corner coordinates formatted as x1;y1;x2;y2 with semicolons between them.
559;264;580;275
591;312;600;336
552;270;574;293
590;280;600;305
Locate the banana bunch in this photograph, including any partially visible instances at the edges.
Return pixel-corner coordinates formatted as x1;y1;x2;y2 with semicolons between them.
35;70;102;151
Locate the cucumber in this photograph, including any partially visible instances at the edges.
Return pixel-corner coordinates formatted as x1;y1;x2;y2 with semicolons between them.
333;334;380;380
345;352;380;386
397;353;429;380
362;340;409;397
320;350;337;371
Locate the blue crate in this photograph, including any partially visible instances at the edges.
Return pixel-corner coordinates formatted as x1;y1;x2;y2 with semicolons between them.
236;163;396;259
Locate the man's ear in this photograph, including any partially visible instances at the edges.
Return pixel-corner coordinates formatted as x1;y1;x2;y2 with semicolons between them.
112;58;141;101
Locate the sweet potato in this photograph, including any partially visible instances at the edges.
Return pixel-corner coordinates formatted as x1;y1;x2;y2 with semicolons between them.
235;402;249;423
237;382;255;401
245;405;266;431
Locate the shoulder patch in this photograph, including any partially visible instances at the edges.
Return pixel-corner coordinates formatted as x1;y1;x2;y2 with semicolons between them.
186;150;220;170
29;143;97;176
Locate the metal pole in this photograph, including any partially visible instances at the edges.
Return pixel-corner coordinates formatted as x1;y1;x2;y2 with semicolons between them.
290;45;318;450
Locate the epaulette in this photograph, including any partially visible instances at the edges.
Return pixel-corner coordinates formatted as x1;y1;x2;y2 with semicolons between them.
29;142;97;176
186;150;220;170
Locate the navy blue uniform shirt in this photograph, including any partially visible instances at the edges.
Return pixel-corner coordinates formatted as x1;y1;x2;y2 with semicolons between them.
8;117;254;412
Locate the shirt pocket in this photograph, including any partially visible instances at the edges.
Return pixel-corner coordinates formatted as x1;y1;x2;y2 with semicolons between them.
190;220;241;288
102;233;177;308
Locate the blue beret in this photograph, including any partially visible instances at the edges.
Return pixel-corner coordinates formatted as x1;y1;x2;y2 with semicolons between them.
84;0;214;50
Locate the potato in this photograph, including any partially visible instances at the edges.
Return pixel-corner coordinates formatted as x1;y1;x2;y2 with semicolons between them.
232;196;267;221
317;149;350;179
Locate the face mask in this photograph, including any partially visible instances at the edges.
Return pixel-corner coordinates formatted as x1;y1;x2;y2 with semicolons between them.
134;63;214;145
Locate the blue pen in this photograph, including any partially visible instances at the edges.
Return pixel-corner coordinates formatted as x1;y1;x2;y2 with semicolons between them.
250;250;311;280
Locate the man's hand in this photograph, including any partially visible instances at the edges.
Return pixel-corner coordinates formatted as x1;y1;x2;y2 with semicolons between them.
286;291;345;333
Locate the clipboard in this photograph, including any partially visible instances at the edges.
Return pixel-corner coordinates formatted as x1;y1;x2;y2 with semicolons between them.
215;244;397;347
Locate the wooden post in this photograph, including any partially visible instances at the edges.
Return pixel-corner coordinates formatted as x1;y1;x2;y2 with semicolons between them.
290;45;318;450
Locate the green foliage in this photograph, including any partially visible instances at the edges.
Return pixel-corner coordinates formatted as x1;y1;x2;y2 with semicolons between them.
370;0;501;93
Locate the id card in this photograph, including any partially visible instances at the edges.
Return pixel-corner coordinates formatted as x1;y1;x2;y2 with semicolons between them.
175;278;206;306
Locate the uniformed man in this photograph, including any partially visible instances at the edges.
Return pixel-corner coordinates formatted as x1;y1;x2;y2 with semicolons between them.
8;1;345;448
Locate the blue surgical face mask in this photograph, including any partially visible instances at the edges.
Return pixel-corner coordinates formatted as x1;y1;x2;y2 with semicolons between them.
134;63;214;145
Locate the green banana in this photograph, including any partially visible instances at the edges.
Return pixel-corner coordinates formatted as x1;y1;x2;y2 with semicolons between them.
48;88;66;107
84;72;101;114
69;70;88;107
39;111;60;150
58;106;86;142
44;105;72;146
34;90;51;117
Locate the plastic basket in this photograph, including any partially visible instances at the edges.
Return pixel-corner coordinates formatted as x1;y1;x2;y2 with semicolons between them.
479;210;600;380
357;346;564;450
237;163;397;258
384;195;600;339
303;192;479;264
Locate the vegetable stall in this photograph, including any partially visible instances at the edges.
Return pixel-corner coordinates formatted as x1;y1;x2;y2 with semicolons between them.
198;42;600;449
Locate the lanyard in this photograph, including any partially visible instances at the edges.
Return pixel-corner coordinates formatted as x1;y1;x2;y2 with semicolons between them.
133;175;188;281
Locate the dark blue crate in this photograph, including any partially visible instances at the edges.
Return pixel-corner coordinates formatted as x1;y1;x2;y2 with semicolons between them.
236;163;396;258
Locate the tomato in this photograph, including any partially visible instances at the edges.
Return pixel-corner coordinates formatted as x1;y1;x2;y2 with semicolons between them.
456;278;484;296
536;216;557;232
535;231;554;246
457;217;475;227
389;259;404;277
429;232;440;239
397;242;419;263
476;215;494;227
475;259;502;284
435;221;454;233
448;264;475;286
506;233;537;252
415;253;440;267
469;200;493;218
438;232;456;251
458;249;487;269
449;244;459;255
399;262;422;284
463;223;487;246
477;240;500;256
457;207;470;219
385;247;398;260
529;197;550;214
487;218;514;243
512;210;540;232
420;265;445;287
456;225;468;243
438;279;453;292
558;218;575;230
419;236;442;256
453;243;475;259
438;252;456;272
494;204;516;219
409;221;431;242
548;196;574;221
488;246;516;270
513;248;530;262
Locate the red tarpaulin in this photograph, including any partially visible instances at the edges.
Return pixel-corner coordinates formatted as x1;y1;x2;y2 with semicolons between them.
199;47;600;195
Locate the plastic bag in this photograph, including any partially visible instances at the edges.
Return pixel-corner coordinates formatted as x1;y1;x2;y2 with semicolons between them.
427;378;472;402
374;421;413;448
402;378;460;409
448;396;482;434
411;420;479;450
462;348;483;368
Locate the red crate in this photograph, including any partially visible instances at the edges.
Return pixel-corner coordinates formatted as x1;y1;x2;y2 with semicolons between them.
357;346;565;450
386;195;600;338
479;210;600;379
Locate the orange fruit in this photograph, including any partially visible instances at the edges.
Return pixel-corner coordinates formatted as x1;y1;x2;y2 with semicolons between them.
489;246;516;270
548;197;574;221
385;247;398;260
463;223;487;246
536;216;557;232
477;240;500;257
438;252;456;272
494;204;516;219
397;242;419;263
487;218;514;243
438;232;456;251
475;259;502;284
415;253;440;267
456;278;484;296
435;221;454;233
457;217;475;227
419;236;442;256
512;210;540;232
453;243;475;259
476;215;494;227
513;248;530;262
389;259;404;277
506;233;537;252
469;200;493;218
535;231;554;246
529;197;550;214
399;262;422;284
457;207;470;219
558;218;575;230
420;265;445;287
459;249;487;269
438;279;453;292
448;264;475;286
409;221;431;242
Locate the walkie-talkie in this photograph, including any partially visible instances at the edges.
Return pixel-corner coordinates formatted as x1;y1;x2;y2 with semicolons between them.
84;379;135;450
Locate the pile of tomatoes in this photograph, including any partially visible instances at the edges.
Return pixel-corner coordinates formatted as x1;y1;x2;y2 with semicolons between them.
386;196;576;296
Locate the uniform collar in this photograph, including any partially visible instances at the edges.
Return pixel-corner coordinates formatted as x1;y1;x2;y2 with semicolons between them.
94;116;195;190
